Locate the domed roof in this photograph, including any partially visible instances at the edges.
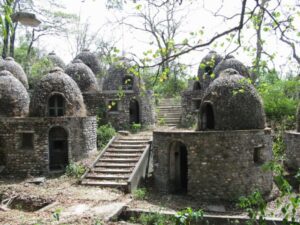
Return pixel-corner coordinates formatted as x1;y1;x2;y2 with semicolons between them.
74;49;101;75
198;69;265;130
30;67;86;117
65;59;98;93
297;103;300;132
213;57;251;79
0;57;28;89
197;50;223;90
0;70;29;117
47;52;66;69
103;60;142;92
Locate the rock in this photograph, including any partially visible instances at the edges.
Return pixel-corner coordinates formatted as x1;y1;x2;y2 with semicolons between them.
27;177;46;185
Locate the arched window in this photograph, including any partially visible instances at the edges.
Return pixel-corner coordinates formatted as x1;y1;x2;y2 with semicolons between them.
193;81;201;91
201;102;215;130
48;94;65;117
122;76;133;90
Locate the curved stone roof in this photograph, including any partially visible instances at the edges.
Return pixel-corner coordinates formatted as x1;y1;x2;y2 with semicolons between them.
197;50;223;90
103;61;142;92
47;52;66;69
0;57;29;89
199;69;265;130
213;57;251;79
65;59;98;93
74;49;101;75
30;67;86;117
0;70;29;117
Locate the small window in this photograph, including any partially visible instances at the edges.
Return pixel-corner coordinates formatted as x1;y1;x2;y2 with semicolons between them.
20;133;34;149
193;81;201;91
108;100;118;112
48;94;65;117
122;76;133;90
0;136;4;148
253;146;264;165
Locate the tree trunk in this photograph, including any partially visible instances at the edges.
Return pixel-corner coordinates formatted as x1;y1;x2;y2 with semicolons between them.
9;23;18;58
2;20;10;58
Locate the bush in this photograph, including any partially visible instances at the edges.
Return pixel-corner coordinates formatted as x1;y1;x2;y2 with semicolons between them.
65;162;86;178
132;188;147;200
97;124;116;149
130;123;142;133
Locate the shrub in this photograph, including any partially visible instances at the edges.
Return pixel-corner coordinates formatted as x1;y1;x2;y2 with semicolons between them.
130;123;142;133
132;188;147;200
97;124;116;149
65;162;86;178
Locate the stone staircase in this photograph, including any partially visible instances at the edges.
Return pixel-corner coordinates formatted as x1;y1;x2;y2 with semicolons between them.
156;98;182;127
81;134;152;192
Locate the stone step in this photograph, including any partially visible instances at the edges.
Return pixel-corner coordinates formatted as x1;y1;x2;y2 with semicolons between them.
114;140;149;145
92;168;133;173
81;180;128;187
104;153;141;158
99;158;139;163
95;163;136;168
110;144;146;149
106;148;144;153
157;117;181;122
85;173;130;180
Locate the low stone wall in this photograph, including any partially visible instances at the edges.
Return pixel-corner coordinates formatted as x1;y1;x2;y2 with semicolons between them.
285;131;300;170
153;129;273;201
0;116;97;175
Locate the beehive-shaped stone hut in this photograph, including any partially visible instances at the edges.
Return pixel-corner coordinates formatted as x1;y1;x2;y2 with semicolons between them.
198;69;265;131
75;49;101;75
47;52;66;69
30;67;86;117
0;70;29;117
285;103;300;170
102;60;154;130
153;69;272;201
197;50;223;90
0;57;29;89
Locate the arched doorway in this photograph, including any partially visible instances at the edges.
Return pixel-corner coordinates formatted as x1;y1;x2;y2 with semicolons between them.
49;127;68;171
129;99;140;124
193;81;201;91
169;141;188;194
201;102;215;130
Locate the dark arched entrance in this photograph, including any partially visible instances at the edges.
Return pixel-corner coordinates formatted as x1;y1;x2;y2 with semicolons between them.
169;141;188;194
193;81;201;91
49;127;68;171
201;102;215;130
129;99;140;124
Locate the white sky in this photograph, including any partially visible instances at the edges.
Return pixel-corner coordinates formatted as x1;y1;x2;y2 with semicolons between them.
33;0;300;77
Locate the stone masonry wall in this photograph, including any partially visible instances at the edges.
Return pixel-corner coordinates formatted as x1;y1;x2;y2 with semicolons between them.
285;131;300;170
0;116;97;175
180;90;203;128
153;129;273;201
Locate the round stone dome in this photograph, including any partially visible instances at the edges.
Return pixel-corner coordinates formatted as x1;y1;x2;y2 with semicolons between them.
0;57;28;89
0;70;29;117
65;59;98;93
30;67;86;117
197;50;223;90
74;49;101;75
103;60;142;92
213;57;251;79
47;52;66;69
198;70;266;130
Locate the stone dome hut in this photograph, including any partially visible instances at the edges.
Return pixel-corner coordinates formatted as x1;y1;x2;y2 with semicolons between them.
30;67;86;117
101;60;154;129
198;69;265;131
0;70;29;117
213;57;251;80
0;57;29;89
47;52;66;69
197;50;223;90
75;49;101;75
65;59;98;93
